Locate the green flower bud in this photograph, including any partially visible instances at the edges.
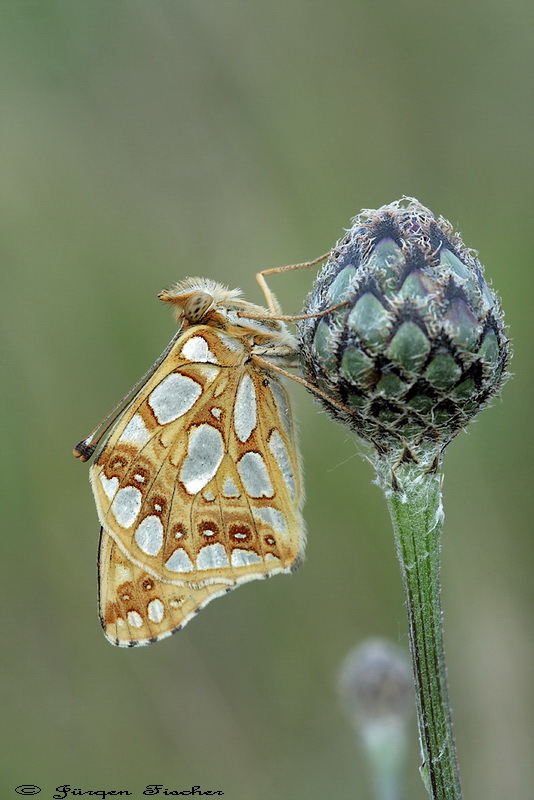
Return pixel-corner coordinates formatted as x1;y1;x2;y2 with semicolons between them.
299;198;511;462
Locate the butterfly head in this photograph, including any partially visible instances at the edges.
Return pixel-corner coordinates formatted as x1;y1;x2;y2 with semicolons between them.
159;276;293;346
159;277;242;324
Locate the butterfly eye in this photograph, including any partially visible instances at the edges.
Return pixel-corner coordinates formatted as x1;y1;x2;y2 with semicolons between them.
184;291;215;323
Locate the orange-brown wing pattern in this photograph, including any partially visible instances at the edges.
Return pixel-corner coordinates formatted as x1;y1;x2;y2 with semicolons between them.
90;325;304;646
98;529;236;647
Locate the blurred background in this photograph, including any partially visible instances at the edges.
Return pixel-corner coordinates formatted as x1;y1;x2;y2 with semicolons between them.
1;2;532;798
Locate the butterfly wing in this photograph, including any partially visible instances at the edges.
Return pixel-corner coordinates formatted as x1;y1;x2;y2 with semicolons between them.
98;528;236;646
91;325;304;645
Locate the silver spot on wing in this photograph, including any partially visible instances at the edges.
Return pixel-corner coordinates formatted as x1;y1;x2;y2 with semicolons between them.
111;487;142;528
147;599;165;623
100;473;119;500
237;452;274;498
181;335;218;363
268;429;296;499
119;413;150;446
165;548;194;573
180;424;224;494
234;373;257;442
148;373;201;424
267;380;292;436
222;477;240;497
231;548;262;567
252;506;288;537
135;515;164;556
197;543;230;570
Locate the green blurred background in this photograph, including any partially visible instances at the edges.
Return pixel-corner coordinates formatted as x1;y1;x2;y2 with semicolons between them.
1;2;532;798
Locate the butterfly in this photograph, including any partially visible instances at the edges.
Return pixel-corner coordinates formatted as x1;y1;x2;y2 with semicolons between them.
74;275;310;647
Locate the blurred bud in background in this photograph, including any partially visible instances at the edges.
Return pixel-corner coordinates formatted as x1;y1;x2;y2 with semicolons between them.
338;638;414;800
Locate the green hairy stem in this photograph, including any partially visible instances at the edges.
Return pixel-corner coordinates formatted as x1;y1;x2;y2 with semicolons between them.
377;460;462;800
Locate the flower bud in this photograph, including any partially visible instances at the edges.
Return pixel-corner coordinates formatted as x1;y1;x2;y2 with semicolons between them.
299;198;511;461
338;639;413;799
338;638;413;730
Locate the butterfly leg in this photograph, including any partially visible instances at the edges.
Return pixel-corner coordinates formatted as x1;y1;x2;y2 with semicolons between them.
252;344;300;367
256;252;330;315
251;353;356;419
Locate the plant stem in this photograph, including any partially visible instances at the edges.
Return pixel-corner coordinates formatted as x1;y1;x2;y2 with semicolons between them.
378;461;463;800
